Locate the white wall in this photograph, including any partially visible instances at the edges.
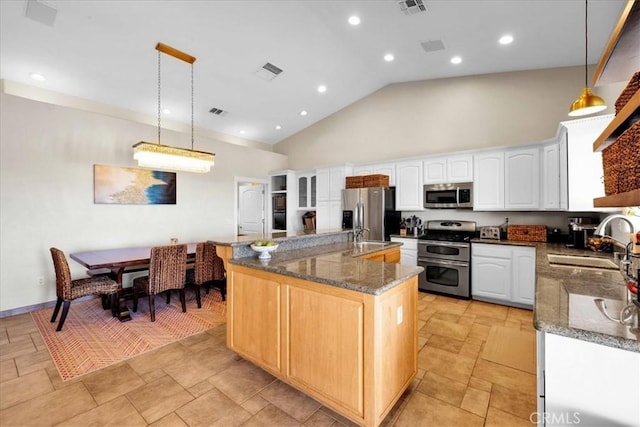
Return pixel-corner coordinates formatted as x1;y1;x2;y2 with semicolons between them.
274;65;625;170
0;93;288;312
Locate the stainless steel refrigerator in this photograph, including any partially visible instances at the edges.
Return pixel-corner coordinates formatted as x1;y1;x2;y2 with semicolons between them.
341;187;401;241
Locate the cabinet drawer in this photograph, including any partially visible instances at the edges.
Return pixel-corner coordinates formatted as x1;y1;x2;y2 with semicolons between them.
472;243;511;258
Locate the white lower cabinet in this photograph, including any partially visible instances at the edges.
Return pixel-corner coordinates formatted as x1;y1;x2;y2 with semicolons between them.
471;243;535;308
390;237;417;266
537;332;640;427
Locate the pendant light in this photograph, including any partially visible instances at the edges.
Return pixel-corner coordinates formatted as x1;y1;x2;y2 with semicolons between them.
568;0;607;117
133;43;215;173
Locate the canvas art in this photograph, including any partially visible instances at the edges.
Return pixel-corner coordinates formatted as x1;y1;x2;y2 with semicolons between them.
94;164;176;205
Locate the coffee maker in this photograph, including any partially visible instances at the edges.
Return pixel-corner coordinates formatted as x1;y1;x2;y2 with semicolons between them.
566;217;599;249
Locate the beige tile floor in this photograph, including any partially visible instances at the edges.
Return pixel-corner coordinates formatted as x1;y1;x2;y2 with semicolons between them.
0;293;537;426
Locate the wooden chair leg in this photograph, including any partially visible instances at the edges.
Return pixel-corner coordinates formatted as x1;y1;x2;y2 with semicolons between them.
132;287;139;312
111;293;118;317
180;289;186;313
50;297;63;323
56;301;71;331
101;294;109;310
166;291;171;304
149;295;156;322
195;286;202;309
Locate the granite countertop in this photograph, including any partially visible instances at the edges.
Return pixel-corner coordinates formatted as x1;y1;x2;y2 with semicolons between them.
230;241;423;296
209;229;349;246
471;239;639;352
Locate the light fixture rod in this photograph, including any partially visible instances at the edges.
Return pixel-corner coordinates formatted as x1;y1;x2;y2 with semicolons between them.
583;0;588;86
155;42;196;64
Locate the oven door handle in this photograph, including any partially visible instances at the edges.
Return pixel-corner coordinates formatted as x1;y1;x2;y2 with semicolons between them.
418;240;469;249
418;258;469;268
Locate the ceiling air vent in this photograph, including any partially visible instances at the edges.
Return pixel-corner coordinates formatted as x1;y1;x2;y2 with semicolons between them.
398;0;427;16
254;62;284;82
209;107;227;117
420;39;445;53
24;0;57;27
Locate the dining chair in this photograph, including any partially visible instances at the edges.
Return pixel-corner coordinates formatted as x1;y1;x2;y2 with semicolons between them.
187;242;227;308
49;248;120;331
132;244;188;322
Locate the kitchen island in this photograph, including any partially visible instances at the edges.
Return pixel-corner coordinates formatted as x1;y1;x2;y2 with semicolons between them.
216;234;422;427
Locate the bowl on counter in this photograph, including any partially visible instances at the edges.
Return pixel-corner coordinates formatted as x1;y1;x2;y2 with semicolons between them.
250;242;279;259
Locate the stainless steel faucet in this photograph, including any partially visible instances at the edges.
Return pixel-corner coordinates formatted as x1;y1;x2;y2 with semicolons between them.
353;227;369;244
594;214;637;246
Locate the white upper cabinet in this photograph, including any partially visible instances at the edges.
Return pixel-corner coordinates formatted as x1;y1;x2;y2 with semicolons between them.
395;160;423;211
352;163;396;186
505;146;540;210
542;141;563;210
424;154;473;184
473;151;504;210
562;115;616;212
316;165;352;202
297;172;316;209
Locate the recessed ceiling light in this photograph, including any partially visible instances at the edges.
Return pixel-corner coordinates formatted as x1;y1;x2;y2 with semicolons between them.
384;53;395;62
29;72;46;81
499;35;514;45
162;108;171;114
450;56;462;64
275;125;282;130
300;110;308;116
317;85;327;93
348;15;360;26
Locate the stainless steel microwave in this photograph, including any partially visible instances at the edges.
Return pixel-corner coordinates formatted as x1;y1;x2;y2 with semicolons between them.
424;183;473;209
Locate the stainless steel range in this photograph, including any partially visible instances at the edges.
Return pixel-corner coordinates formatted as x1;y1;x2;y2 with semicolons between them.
417;220;476;298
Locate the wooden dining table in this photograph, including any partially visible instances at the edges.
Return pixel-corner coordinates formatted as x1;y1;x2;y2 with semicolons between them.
70;243;198;320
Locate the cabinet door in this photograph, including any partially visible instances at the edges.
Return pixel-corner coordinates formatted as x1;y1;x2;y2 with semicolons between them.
505;147;540;210
473;152;504;210
447;155;473;182
329;167;346;201
317;200;342;230
395;161;423;211
298;176;308;209
542;143;560;210
564;115;613;211
310;175;316;208
373;163;396;186
316;168;330;202
228;271;282;373
511;246;535;306
401;249;417;266
287;286;365;415
423;158;447;184
471;244;511;301
352;165;373;176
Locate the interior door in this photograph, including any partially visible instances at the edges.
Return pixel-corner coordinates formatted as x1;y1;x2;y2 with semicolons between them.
238;184;265;235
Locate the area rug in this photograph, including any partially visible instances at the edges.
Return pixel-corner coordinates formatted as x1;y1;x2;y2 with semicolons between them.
32;289;226;381
481;325;536;375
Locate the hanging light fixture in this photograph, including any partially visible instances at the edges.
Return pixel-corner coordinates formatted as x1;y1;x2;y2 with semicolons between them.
133;43;215;173
568;0;607;117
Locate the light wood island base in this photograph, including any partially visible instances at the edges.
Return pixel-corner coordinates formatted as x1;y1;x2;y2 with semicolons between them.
226;264;418;427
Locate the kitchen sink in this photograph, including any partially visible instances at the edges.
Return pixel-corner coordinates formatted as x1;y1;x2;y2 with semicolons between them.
547;254;618;270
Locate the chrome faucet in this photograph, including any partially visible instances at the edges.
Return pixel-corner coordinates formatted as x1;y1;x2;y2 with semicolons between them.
594;214;637;246
595;214;637;275
353;227;369;244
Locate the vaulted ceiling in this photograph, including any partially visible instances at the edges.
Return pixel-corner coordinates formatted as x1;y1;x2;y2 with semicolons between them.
0;0;626;145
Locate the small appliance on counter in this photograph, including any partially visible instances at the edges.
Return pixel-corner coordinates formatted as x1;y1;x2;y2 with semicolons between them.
566;217;599;249
479;226;500;240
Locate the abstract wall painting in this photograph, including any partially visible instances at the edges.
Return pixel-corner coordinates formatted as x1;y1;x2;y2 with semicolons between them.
94;164;176;205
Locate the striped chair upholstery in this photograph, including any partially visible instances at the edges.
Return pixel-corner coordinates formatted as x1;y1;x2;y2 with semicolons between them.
186;242;227;307
49;248;120;331
132;244;188;322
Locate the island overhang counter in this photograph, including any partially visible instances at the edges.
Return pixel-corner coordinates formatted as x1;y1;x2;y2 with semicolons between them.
216;235;423;427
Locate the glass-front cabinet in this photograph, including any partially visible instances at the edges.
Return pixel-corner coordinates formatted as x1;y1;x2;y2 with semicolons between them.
297;172;316;209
